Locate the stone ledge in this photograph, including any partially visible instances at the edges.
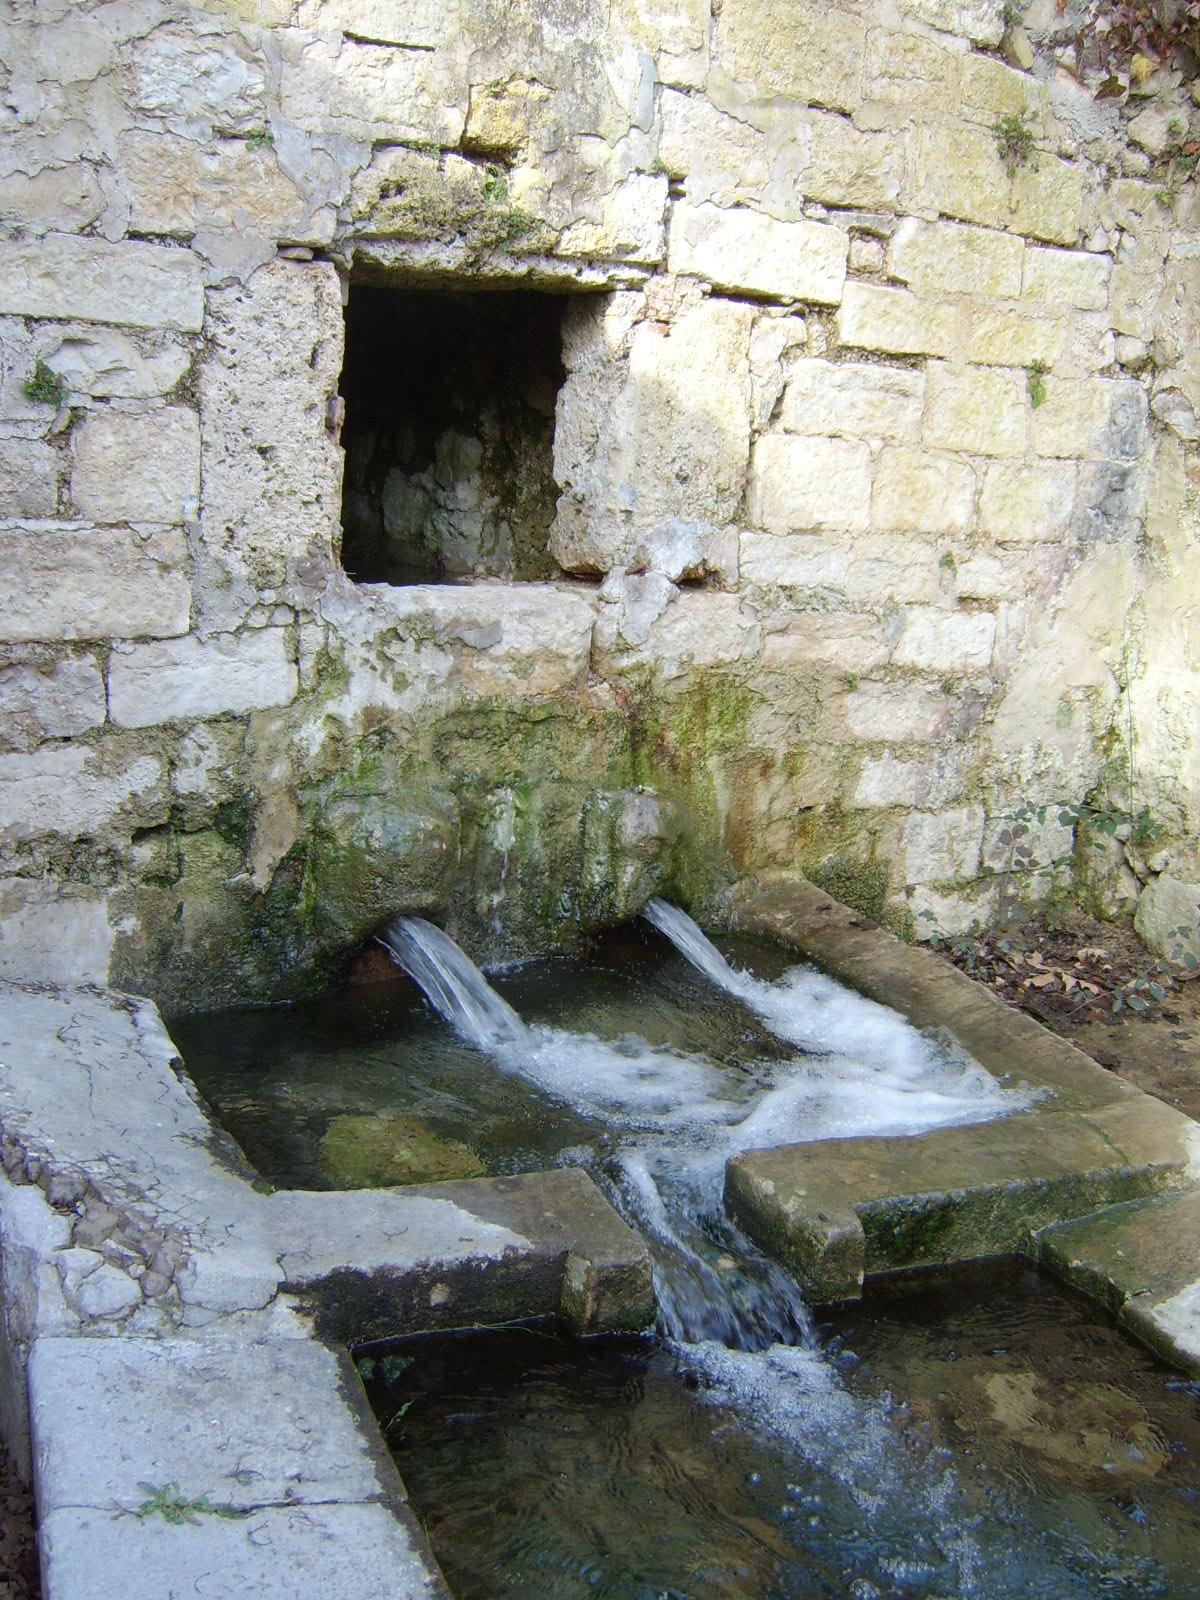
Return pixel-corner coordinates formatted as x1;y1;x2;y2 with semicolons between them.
724;1108;1190;1304
726;877;1200;1362
1037;1190;1200;1373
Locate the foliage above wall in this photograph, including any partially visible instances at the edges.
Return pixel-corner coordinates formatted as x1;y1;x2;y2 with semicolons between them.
1080;0;1200;88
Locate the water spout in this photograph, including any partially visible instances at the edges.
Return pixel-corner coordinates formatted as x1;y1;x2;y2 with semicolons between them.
379;916;530;1052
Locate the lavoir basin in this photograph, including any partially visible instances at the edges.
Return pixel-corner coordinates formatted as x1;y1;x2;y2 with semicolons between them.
169;891;1200;1599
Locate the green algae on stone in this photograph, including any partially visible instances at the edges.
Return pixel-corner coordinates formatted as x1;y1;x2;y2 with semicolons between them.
321;1110;486;1189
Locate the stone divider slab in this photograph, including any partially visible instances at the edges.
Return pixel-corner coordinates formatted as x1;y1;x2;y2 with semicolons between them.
727;878;1200;1370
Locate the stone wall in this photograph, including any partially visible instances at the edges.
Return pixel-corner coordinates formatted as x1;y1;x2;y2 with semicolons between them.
0;0;1197;1008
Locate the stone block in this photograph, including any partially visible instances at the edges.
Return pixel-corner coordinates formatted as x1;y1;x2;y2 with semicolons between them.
0;880;112;986
658;91;769;201
907;121;1009;231
871;447;975;535
0;235;203;332
309;786;459;941
740;532;849;595
862;28;959;111
1009;156;1086;247
1031;378;1143;461
961;306;1066;368
0;437;57;518
0;743;162;844
903;806;985;881
131;28;271;137
120;131;315;241
558;174;668;266
845;683;951;743
280;35;465;146
295;0;449;46
1134;874;1200;969
742;532;942;605
979;460;1076;540
837;282;957;359
41;329;191;401
779;360;923;443
1022;247;1110;310
888;218;1024;298
0;524;190;643
1109;261;1160;341
71;407;199;525
781;112;904;210
199;260;344;590
760;614;890;675
898;0;1004;44
959;53;1042;124
923;363;1025;456
0;166;106;236
108;629;298;728
0;655;106;750
892;606;996;672
854;749;968;807
747;434;872;534
716;0;866;111
551;297;752;570
668;202;847;304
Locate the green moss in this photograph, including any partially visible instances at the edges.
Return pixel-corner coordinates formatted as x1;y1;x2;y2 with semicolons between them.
808;855;889;923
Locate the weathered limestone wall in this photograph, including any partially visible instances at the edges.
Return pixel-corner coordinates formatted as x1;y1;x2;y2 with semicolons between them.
1;0;1198;1007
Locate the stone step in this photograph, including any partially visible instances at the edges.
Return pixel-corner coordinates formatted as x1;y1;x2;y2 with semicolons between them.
1037;1189;1200;1375
29;1327;448;1600
724;1100;1197;1304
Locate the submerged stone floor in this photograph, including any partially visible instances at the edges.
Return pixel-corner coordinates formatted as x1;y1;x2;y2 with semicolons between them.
730;880;1200;1371
6;883;1200;1595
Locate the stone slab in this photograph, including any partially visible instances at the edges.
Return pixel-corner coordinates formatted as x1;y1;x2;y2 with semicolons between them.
1038;1189;1200;1316
30;1334;388;1512
38;1501;446;1600
724;1107;1189;1303
0;523;190;643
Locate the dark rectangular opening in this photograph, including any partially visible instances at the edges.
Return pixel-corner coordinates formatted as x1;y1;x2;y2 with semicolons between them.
338;283;570;585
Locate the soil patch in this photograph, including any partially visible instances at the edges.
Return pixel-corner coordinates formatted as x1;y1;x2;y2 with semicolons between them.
0;1442;38;1598
930;906;1200;1121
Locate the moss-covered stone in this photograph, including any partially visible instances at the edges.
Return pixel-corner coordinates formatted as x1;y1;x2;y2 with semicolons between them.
320;1111;485;1188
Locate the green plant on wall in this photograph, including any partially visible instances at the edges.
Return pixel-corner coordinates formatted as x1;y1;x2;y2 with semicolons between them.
1025;360;1048;407
994;108;1037;175
23;360;65;407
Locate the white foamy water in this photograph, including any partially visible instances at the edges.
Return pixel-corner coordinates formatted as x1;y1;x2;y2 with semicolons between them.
381;907;1023;1347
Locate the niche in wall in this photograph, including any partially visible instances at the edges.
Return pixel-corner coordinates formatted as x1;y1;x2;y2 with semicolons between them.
338;283;570;585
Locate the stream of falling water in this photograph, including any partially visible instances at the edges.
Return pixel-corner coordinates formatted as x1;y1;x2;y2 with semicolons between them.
381;900;1021;1350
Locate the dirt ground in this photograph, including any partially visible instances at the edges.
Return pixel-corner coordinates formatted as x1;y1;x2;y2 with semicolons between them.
0;1449;37;1600
928;904;1200;1122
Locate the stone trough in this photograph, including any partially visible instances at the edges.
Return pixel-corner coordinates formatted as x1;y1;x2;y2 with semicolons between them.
0;984;652;1599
